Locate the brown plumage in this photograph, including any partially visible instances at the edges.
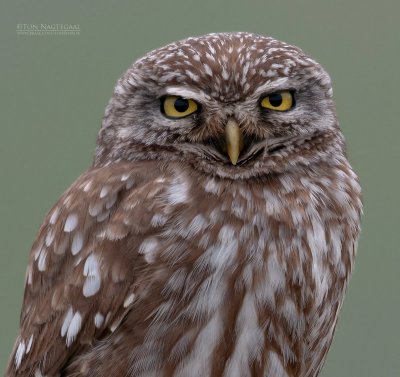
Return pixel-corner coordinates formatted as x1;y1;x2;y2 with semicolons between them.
6;32;362;377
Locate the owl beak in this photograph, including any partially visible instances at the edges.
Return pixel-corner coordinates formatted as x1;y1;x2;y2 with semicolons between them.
225;118;244;165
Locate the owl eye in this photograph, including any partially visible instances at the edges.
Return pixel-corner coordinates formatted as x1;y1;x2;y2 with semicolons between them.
161;96;199;119
260;91;294;111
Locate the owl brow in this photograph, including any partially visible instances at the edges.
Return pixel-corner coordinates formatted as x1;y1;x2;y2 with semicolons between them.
250;78;295;100
161;86;210;102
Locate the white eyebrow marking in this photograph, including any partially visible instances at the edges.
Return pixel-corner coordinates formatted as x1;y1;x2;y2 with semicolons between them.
162;86;210;102
249;78;293;101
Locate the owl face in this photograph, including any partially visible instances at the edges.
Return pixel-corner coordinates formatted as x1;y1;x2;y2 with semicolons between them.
96;32;342;179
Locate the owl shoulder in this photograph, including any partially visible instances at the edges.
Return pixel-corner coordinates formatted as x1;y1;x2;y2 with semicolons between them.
7;160;178;376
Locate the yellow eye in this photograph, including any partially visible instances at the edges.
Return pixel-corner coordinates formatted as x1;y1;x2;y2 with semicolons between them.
162;96;199;118
261;91;294;111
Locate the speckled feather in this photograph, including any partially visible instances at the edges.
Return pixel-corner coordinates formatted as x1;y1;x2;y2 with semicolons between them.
6;32;362;377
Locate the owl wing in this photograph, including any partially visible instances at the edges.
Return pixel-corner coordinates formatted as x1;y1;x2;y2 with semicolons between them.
7;161;169;377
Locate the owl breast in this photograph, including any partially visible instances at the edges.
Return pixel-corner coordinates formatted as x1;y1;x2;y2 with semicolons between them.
70;159;361;377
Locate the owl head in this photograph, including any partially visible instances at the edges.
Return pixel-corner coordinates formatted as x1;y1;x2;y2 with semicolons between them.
95;32;343;179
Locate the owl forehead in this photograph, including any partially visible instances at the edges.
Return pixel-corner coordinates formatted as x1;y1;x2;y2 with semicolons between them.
133;33;322;102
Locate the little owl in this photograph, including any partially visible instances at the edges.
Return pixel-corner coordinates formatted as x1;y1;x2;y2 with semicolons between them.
6;32;362;377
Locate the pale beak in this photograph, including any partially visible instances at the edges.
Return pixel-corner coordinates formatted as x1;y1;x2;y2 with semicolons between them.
224;118;244;165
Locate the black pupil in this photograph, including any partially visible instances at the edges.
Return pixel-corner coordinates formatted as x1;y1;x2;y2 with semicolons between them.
174;98;190;112
269;93;283;107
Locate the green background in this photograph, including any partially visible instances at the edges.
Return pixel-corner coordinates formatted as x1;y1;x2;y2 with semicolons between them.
1;0;399;375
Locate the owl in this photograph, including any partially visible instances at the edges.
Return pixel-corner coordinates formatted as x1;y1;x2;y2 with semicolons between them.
6;32;362;377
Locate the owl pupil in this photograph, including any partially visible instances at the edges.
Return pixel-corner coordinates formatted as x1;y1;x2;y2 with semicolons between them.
174;98;189;112
269;93;283;107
